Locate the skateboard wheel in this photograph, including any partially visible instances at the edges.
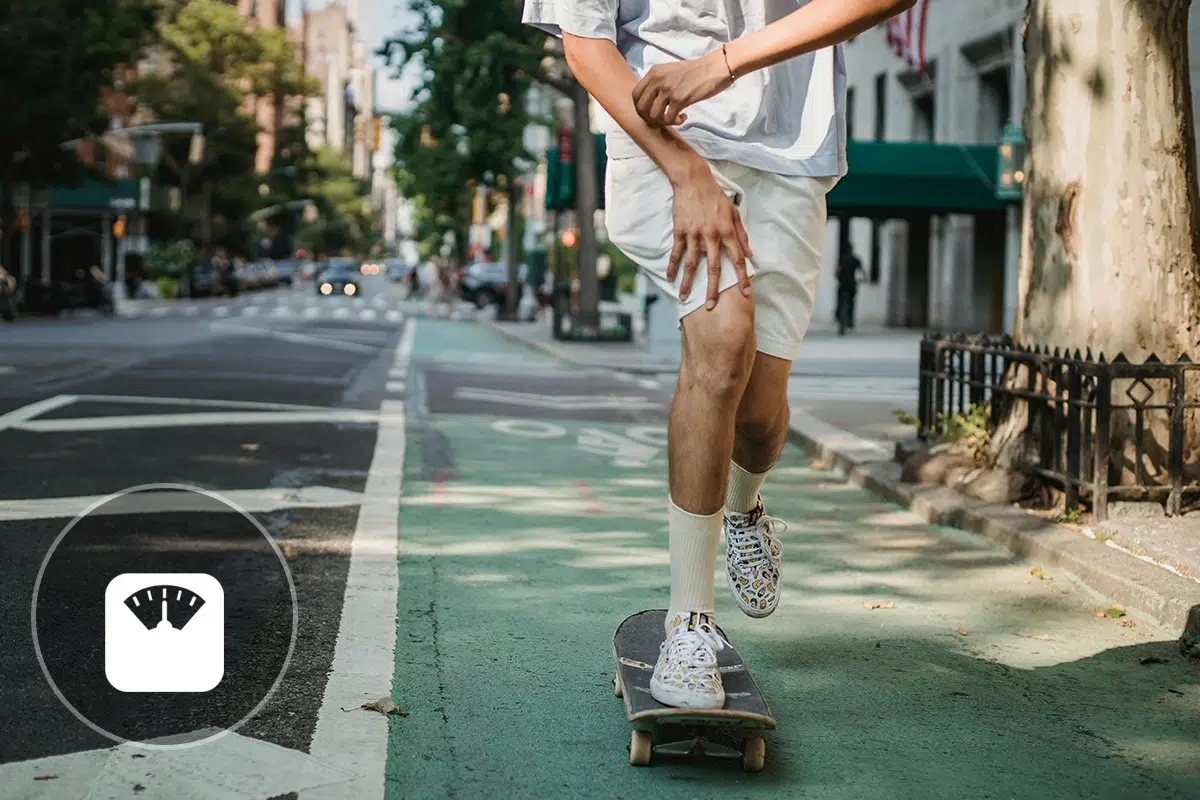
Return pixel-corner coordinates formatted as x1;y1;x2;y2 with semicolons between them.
629;730;652;767
613;675;623;698
742;736;765;773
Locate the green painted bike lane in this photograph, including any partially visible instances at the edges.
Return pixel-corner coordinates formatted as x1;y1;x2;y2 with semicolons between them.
385;320;1200;799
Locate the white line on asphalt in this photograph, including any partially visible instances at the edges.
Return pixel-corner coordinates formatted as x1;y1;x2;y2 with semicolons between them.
214;306;230;316
0;485;366;522
386;381;405;394
0;729;352;798
385;309;402;322
304;306;320;318
242;305;261;316
184;305;200;316
150;306;170;317
0;395;77;432
15;408;392;433
332;307;350;319
388;368;406;379
272;305;293;317
301;319;413;800
209;321;381;353
452;387;658;410
0;365;13;375
73;393;355;412
359;309;377;321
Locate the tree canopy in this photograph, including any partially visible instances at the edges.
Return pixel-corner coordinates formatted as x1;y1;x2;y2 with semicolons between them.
0;0;158;197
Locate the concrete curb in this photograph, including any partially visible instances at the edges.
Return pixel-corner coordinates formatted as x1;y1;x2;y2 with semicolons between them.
786;408;1200;637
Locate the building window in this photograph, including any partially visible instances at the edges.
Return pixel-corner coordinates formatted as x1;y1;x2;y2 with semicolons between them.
912;93;935;142
978;66;1011;143
873;73;887;140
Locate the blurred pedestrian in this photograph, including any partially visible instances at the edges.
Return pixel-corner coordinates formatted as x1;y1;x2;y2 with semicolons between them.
835;241;863;335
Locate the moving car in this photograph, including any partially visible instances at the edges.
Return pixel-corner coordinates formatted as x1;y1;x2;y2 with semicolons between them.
316;260;360;297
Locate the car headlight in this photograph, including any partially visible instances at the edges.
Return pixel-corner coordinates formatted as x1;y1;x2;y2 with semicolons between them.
344;283;357;295
320;283;332;295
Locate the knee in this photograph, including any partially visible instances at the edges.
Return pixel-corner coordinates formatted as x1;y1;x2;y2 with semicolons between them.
680;306;756;399
735;403;788;443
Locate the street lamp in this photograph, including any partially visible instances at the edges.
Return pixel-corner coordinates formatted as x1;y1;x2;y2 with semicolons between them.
996;121;1026;202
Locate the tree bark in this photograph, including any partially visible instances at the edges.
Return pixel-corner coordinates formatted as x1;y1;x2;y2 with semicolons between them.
572;80;600;324
989;0;1200;496
1017;0;1199;357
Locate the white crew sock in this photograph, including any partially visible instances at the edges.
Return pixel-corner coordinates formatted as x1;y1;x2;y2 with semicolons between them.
726;461;768;514
665;499;723;635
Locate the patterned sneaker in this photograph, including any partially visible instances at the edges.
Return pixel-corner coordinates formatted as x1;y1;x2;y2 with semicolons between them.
724;498;786;618
649;612;729;709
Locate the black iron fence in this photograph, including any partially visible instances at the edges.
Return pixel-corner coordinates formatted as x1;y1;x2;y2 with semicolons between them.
918;332;1200;521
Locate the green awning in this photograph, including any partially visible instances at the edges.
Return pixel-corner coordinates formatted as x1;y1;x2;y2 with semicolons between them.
51;178;143;212
828;140;1008;217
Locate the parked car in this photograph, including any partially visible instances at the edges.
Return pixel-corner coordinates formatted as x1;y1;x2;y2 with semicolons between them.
384;259;408;282
316;261;360;297
274;260;296;286
458;261;525;309
189;263;223;297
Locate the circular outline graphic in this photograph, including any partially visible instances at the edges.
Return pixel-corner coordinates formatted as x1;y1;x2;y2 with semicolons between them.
30;482;299;751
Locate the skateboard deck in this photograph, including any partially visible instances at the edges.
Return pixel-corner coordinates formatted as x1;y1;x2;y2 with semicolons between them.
611;609;775;771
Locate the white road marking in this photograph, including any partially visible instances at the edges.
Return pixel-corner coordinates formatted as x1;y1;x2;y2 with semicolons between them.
490;419;567;439
386;381;405;394
0;729;352;798
214;306;230;316
0;485;365;522
210;321;381;353
272;305;293;318
15;408;389;433
150;306;170;317
577;427;659;467
301;320;413;800
0;365;13;375
242;305;261;316
359;309;377;321
385;309;402;322
304;306;321;318
73;394;354;413
184;305;200;316
453;387;658;410
388;368;406;380
0;395;77;432
332;307;350;319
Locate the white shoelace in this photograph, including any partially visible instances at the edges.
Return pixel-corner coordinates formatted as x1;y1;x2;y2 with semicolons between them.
663;619;730;668
728;516;786;571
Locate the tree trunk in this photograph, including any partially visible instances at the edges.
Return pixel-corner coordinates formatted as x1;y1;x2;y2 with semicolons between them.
572;81;600;324
988;0;1200;496
504;179;522;317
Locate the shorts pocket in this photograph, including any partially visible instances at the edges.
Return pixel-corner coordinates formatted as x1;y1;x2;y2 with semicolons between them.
603;155;674;263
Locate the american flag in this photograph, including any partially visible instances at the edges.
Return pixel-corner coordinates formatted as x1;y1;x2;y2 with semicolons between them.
884;0;930;74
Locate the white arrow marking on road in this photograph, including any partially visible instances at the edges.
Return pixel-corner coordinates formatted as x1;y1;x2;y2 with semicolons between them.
15;408;390;433
0;485;366;522
0;729;353;799
302;321;413;800
452;387;658;410
577;428;660;467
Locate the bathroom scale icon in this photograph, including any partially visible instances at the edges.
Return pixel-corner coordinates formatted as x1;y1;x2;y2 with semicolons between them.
105;573;224;693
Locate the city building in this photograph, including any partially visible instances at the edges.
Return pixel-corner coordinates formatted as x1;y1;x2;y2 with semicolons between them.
235;0;289;175
297;3;353;153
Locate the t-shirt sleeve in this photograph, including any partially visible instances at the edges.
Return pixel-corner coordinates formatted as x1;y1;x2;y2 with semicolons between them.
522;1;618;43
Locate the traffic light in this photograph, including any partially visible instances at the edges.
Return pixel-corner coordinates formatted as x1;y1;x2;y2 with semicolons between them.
544;131;607;212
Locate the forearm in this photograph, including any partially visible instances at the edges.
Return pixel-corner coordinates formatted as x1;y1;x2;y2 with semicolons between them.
562;33;707;186
725;0;918;78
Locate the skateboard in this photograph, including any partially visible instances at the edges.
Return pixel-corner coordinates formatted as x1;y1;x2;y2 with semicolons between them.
611;609;775;772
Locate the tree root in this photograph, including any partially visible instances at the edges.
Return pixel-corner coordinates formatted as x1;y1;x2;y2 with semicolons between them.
901;441;1030;504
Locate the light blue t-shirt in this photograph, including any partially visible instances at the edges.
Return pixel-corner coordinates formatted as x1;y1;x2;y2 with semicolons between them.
522;0;847;178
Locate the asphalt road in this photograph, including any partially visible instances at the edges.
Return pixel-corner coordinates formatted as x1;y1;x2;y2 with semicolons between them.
0;277;405;768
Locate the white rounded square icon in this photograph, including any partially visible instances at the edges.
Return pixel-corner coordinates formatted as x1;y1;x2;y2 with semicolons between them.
105;573;224;693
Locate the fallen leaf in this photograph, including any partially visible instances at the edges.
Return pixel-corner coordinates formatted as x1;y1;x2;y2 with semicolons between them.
863;600;894;610
241;443;259;451
33;776;57;781
356;696;408;717
1139;656;1169;665
1104;606;1126;619
1030;566;1051;581
811;460;826;470
956;627;969;636
1095;611;1105;618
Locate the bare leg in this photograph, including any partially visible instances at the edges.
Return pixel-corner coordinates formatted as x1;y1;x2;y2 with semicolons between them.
669;290;758;514
732;353;793;474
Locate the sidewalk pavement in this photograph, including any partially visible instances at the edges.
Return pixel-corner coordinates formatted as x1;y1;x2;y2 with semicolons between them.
480;315;1200;643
